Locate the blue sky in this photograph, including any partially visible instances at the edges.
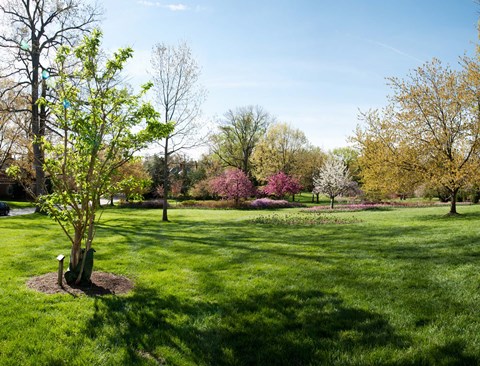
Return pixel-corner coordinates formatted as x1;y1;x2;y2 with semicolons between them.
101;0;479;154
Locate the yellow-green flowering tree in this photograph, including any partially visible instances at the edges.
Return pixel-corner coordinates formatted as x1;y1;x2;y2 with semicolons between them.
354;59;480;214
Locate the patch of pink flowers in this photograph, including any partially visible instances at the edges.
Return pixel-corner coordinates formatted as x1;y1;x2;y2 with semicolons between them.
250;198;303;209
305;203;391;212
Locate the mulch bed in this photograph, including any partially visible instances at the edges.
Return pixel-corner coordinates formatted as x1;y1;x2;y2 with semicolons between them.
26;271;134;296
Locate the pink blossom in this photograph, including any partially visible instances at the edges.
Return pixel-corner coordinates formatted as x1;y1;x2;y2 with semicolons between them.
263;171;302;199
210;168;256;204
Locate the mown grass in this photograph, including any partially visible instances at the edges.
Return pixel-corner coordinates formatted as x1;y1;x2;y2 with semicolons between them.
1;205;480;365
2;200;35;209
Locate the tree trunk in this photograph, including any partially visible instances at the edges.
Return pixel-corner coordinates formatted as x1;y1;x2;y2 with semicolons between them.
31;43;46;206
316;193;319;203
243;149;250;178
70;229;83;270
330;196;334;209
449;188;458;215
162;138;169;222
76;206;95;284
110;195;114;206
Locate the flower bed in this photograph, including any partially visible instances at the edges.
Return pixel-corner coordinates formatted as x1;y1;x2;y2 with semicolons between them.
304;203;391;212
249;198;304;209
250;212;358;226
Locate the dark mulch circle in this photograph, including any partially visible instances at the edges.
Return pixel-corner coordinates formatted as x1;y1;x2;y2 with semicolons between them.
26;271;134;296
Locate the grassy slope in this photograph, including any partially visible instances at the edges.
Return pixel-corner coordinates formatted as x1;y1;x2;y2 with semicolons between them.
1;206;480;365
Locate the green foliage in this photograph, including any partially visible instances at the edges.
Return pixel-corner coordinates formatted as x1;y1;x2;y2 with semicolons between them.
143;154;166;190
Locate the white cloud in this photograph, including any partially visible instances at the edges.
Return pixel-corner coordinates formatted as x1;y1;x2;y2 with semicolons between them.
165;4;188;11
137;0;155;6
137;1;190;11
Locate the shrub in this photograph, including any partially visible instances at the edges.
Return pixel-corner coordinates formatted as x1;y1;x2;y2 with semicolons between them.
180;200;198;207
189;179;215;199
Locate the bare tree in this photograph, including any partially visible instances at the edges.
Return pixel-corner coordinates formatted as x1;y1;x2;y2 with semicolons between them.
0;0;101;199
211;105;273;177
150;41;206;222
0;84;24;170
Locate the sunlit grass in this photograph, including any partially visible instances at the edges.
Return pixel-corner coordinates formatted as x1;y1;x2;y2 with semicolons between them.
1;205;480;364
2;200;35;209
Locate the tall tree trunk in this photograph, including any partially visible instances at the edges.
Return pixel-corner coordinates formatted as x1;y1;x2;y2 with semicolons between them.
31;38;45;208
449;188;458;215
39;78;47;185
243;150;250;178
330;196;334;209
162;138;169;222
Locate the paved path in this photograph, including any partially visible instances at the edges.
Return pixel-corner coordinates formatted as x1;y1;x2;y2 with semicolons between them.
0;207;36;217
0;198;119;218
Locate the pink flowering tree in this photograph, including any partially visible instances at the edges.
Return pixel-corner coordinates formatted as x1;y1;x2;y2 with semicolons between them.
211;168;256;205
263;171;302;200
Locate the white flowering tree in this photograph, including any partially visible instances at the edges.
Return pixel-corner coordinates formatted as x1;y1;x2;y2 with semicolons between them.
313;156;355;208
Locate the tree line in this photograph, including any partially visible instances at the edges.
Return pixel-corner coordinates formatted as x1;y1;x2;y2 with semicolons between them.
2;0;479;226
0;0;356;218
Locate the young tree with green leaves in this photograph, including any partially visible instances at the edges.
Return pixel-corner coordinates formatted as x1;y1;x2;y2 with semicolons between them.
9;30;173;285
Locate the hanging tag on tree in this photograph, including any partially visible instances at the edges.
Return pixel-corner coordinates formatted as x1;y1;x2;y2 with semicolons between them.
20;40;30;51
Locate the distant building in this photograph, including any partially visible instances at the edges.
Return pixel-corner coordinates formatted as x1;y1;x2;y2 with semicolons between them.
0;171;15;198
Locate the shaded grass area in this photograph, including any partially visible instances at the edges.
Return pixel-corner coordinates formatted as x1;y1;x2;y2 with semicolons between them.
1;206;480;364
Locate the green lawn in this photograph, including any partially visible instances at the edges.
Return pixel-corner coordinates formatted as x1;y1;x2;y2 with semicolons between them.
1;205;480;365
2;200;35;209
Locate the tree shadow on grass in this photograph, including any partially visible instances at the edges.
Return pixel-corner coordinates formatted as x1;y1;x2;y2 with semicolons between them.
422;340;478;366
85;287;410;365
417;209;480;222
